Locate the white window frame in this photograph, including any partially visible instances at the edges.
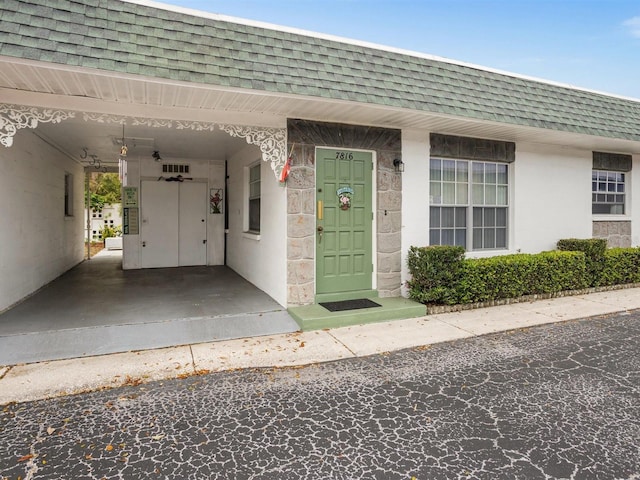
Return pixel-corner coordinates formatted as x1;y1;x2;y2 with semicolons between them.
592;169;626;216
244;161;261;237
429;158;509;251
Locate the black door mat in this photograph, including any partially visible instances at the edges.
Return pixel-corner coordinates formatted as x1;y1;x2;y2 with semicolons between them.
319;298;382;312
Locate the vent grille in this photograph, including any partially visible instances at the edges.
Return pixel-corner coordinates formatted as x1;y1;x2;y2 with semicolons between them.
162;164;190;174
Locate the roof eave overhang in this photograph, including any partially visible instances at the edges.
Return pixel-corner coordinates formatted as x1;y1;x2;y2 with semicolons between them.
1;56;639;155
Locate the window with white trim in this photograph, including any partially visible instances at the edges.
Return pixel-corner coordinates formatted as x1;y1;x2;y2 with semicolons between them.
592;170;625;215
248;162;261;233
430;158;508;250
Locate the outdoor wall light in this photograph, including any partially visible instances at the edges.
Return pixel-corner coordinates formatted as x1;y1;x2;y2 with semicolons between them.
152;150;162;161
393;158;404;173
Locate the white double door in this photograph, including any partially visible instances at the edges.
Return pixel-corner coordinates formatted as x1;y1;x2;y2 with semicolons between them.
140;180;207;268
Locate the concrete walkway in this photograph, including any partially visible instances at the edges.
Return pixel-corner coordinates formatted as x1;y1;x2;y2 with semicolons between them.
1;287;639;405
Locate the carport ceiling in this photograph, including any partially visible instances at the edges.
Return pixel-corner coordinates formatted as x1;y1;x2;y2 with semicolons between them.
33;116;251;168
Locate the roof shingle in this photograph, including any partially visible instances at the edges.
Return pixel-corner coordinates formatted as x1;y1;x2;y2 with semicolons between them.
1;0;639;142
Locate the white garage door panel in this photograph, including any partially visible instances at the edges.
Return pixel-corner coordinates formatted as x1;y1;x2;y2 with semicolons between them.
179;182;207;266
140;181;179;268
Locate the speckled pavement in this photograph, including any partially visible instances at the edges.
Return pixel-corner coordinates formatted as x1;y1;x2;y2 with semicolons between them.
1;310;639;479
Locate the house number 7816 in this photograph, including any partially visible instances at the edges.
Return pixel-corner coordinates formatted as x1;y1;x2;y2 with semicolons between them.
335;151;354;160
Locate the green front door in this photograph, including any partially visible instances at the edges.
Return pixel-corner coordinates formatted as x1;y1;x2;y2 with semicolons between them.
316;148;373;297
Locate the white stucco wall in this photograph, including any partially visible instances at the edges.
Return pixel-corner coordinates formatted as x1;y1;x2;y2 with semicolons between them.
513;143;592;252
226;145;287;307
0;130;84;312
400;129;431;295
399;134;599;292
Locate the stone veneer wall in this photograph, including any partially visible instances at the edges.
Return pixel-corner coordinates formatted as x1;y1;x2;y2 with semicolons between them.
593;221;632;247
286;119;402;305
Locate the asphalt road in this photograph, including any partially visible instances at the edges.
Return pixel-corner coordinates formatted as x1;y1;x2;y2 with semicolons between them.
1;312;639;480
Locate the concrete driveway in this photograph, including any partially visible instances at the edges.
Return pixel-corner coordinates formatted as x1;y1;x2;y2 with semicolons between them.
0;251;298;365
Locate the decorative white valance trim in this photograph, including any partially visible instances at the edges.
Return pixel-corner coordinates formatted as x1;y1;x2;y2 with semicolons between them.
0;104;75;147
219;124;287;180
1;104;286;180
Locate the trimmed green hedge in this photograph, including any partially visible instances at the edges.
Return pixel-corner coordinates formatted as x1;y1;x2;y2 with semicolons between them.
557;238;607;286
407;242;640;306
406;245;465;305
600;247;640;286
457;251;588;304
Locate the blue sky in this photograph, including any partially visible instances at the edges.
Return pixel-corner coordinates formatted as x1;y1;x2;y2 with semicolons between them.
164;0;640;99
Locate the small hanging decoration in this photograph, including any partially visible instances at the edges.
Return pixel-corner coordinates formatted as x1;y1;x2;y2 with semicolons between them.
337;186;354;210
119;124;127;157
279;143;295;183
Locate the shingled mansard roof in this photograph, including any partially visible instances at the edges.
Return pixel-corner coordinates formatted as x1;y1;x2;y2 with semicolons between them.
1;0;639;142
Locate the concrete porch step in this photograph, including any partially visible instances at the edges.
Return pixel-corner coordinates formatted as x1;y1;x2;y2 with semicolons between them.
288;297;426;331
0;310;299;366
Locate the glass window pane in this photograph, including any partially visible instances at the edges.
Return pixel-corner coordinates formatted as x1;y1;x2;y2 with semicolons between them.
430;159;441;181
496;208;507;227
250;164;260;182
485;163;497;184
443;160;456;181
497;164;508;184
497;185;508;205
485;185;496;205
617;183;625;193
496;228;507;248
429;229;440;245
249;198;260;231
472;163;484;183
473;207;482;226
619;173;625;182
598;182;606;192
473;228;482;249
441;229;455;245
485;208;496;227
455;229;466;248
607;172;616;181
607;183;616;192
443;183;456;204
456;183;468;204
441;208;455;227
456;161;468;182
484;229;496;248
430;207;440;228
430;182;441;204
592;181;597;192
473;184;484;204
455;207;467;227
